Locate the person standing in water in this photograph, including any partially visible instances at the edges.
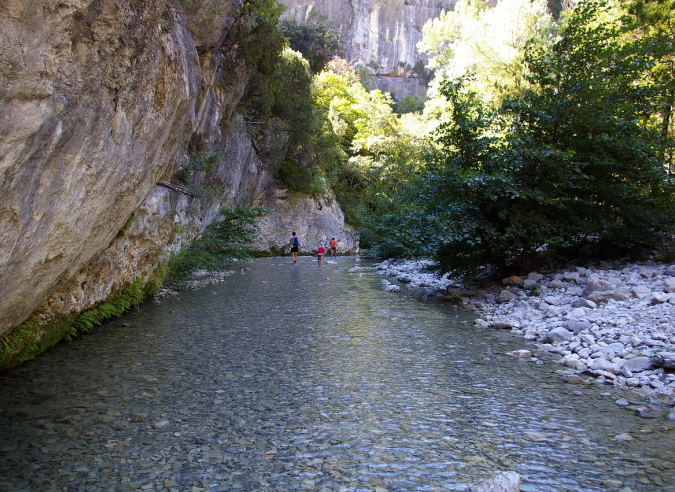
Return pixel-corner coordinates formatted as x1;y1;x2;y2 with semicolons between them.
289;232;300;264
317;244;326;266
329;237;338;258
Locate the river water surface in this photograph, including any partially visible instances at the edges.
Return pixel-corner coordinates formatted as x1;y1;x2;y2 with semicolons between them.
1;257;674;491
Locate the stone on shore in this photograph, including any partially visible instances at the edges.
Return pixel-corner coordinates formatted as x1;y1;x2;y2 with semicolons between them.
664;277;675;293
381;280;401;293
543;327;573;344
623;356;653;373
651;292;669;304
502;276;523;286
567;319;591;334
653;352;675;369
583;277;612;296
377;257;675;412
498;290;517;303
470;471;521;492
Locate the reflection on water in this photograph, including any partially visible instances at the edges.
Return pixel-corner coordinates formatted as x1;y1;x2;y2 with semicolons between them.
1;257;674;491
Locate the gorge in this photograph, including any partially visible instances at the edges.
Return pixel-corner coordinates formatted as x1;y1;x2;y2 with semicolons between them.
0;0;369;370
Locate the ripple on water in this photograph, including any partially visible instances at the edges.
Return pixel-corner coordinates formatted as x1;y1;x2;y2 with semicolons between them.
0;257;674;491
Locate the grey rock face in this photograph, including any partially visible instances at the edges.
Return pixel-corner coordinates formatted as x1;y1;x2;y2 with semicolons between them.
0;1;357;365
1;0;202;336
249;188;358;255
283;0;453;72
281;0;455;97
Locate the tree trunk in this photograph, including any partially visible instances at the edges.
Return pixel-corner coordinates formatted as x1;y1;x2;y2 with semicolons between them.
660;95;673;177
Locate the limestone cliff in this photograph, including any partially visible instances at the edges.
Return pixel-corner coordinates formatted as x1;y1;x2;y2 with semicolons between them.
281;0;455;98
0;0;356;369
251;187;358;254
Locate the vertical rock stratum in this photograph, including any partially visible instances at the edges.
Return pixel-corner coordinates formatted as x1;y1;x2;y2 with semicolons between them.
0;0;357;369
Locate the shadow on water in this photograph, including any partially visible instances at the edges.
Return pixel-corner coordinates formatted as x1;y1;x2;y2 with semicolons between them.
1;256;674;491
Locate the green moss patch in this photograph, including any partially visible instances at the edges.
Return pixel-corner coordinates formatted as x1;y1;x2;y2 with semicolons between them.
0;266;166;372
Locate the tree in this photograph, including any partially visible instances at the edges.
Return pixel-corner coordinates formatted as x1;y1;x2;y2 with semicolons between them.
378;1;675;280
312;64;432;229
418;0;553;111
281;12;344;73
622;0;675;174
395;95;424;115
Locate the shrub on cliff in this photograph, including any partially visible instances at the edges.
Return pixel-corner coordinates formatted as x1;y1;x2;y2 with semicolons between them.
167;207;270;286
281;12;344;74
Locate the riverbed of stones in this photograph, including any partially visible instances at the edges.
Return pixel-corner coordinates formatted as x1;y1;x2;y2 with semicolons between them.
154;269;238;299
371;258;675;416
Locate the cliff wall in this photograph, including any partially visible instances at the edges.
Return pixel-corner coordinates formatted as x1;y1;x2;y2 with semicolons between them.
0;0;356;369
281;0;455;97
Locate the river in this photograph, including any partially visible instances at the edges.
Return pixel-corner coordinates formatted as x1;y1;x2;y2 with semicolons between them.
1;257;674;491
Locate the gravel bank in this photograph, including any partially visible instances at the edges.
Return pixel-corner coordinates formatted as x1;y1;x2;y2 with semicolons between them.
373;258;675;416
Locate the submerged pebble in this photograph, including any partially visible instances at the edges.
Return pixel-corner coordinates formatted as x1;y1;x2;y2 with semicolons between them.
0;258;673;491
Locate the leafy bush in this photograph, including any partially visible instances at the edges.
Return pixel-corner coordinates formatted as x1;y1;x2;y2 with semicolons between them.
178;152;222;185
167;206;270;285
281;12;344;73
365;1;675;280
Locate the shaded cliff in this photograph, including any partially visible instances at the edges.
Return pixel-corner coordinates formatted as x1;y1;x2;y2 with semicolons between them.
0;0;356;369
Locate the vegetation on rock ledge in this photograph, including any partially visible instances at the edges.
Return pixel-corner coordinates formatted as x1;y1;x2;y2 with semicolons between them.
166;206;271;287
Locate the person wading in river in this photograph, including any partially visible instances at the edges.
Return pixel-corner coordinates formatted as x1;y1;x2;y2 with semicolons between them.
317;243;326;266
329;237;337;258
289;232;300;264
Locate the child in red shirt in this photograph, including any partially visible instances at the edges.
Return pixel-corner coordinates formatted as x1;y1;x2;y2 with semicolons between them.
317;245;326;266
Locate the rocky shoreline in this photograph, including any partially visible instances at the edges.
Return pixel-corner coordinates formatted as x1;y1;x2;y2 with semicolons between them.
153;268;243;300
372;258;675;419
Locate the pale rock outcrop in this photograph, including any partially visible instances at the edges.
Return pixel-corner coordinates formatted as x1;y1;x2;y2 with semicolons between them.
250;187;358;254
1;0;201;336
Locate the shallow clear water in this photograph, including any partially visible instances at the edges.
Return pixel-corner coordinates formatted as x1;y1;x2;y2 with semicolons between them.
1;257;674;491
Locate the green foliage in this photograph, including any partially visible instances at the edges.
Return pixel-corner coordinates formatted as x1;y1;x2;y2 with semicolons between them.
394;95;425;115
228;0;288;114
0;269;167;370
241;47;329;193
0;318;76;369
227;2;332;194
355;65;373;91
364;1;675;281
418;0;553;115
506;0;675;249
314;65;427;228
622;0;675;173
172;0;224;32
178;152;222;185
167;206;270;286
281;12;344;73
71;280;146;334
